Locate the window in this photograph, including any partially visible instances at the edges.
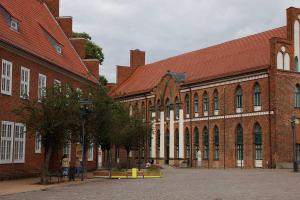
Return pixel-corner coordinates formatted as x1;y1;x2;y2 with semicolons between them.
175;97;180;120
295;84;300;108
214;126;219;160
54;79;61;87
236;124;243;162
295;57;299;72
297;144;300;162
156;99;161;121
10;18;19;31
194;94;199;114
88;144;93;161
194;127;199;159
185;128;190;159
129;104;133;116
0;121;14;163
157;130;160;157
38;74;46;101
14;123;26;163
236;86;243;112
254;123;262;160
203;127;209;160
63;142;71;160
1;60;12;95
46;33;62;54
35;131;42;154
185;95;190;116
254;84;261;107
166;98;170;119
203;92;209;114
213;90;219;111
175;129;179;158
20;67;30;98
276;46;290;71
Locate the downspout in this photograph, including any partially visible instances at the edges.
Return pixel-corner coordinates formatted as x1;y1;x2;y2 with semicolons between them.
189;87;193;167
223;86;226;169
268;69;272;168
208;95;210;169
145;95;148;162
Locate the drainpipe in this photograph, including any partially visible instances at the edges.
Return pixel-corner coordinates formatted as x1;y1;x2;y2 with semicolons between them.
189;87;193;167
208;96;210;169
223;86;226;169
268;70;272;168
145;95;148;162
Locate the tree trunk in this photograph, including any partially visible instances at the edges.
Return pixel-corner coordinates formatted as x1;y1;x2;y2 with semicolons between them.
41;146;53;185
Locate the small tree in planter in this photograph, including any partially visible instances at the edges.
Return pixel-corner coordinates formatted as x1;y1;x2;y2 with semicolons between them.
15;85;81;184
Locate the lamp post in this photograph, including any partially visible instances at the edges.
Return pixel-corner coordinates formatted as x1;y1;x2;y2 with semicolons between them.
79;99;92;181
291;116;299;172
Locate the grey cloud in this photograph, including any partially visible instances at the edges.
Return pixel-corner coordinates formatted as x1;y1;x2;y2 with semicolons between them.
60;0;300;82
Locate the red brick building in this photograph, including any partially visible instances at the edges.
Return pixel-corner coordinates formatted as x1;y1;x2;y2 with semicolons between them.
0;0;99;178
111;7;300;169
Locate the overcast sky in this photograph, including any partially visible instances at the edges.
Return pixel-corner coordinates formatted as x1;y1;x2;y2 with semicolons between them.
60;0;300;83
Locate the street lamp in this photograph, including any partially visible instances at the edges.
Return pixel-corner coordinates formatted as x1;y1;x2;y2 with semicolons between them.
291;115;299;172
79;99;92;181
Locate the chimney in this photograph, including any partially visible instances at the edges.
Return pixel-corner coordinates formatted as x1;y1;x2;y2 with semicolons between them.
70;38;87;59
130;49;145;67
83;59;100;80
116;65;135;84
42;0;60;18
57;16;73;38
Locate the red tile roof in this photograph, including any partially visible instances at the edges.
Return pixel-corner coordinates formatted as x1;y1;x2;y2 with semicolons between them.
0;0;96;82
112;26;287;97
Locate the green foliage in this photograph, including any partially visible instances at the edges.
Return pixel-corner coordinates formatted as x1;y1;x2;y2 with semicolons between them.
72;32;104;64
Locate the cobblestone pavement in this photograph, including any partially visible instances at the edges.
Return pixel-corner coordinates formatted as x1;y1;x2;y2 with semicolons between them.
2;168;300;200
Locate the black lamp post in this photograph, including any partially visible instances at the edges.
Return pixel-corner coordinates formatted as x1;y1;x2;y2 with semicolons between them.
79;99;92;181
291;115;299;172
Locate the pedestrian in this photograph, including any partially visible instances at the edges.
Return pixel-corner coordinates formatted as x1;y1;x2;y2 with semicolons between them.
61;154;70;177
75;157;81;177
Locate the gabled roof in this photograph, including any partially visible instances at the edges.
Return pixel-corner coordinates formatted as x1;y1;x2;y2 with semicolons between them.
0;0;96;82
112;26;287;97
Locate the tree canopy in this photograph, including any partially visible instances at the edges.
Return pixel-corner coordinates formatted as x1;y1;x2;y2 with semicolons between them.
73;32;104;64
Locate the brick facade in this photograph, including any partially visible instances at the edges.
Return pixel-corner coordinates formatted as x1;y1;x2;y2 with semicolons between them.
110;7;300;169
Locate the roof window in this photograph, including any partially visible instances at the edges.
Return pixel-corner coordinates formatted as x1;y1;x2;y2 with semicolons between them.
10;18;19;31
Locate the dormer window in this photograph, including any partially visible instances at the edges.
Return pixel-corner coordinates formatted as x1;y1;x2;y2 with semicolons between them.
55;45;62;54
45;31;63;54
10;18;19;31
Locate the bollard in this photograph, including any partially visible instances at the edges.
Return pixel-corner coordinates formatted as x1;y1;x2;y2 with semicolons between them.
132;168;138;178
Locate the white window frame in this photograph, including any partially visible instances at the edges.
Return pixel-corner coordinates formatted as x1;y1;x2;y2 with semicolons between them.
14;123;26;163
54;79;61;87
1;60;13;96
35;131;42;154
20;67;30;99
38;74;46;102
63;142;71;160
0;121;14;164
88;143;94;161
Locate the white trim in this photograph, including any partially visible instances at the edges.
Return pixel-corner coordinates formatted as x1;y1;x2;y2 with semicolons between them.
214;110;219;116
254;106;262;112
20;66;30;99
236;108;243;114
35;131;42;154
38;74;46;102
63;142;71;160
88;143;94;161
1;60;13;96
0;121;14;164
121;95;155;103
255;160;263;168
181;73;268;93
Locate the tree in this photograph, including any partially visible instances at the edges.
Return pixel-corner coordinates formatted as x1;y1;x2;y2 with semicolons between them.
15;85;81;184
72;32;104;64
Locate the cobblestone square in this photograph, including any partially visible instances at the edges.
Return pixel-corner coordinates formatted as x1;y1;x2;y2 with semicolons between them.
2;168;300;200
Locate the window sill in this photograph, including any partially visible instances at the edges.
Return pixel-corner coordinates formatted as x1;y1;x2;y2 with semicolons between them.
1;91;12;96
214;110;219;115
194;112;199;117
236;108;243;113
254;106;261;112
186;114;190;119
203;111;208;116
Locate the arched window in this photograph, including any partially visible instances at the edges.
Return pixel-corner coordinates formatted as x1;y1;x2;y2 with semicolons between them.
295;84;300;108
253;83;261;108
166;98;170;119
165;129;170;163
129;104;133;116
194;127;199;159
175;96;180;119
156;129;160;158
295;56;299;72
175;129;179;158
156;99;161;121
277;46;290;71
203;92;209;114
254;123;262;161
185;94;190;116
213;90;219;111
236;86;243;112
194;93;199;114
236;124;244;165
185;128;190;159
203;127;209;160
213;126;219;160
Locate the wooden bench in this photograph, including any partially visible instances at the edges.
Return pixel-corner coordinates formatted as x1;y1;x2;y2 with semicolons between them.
47;171;63;184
